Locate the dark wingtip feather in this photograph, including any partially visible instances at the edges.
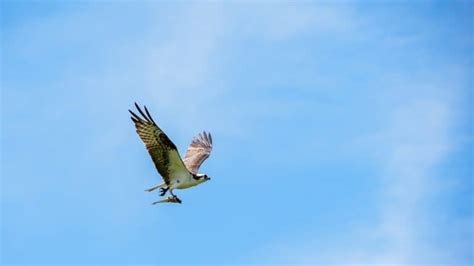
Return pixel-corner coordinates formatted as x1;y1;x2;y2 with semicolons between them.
135;103;151;123
129;109;143;122
144;105;157;125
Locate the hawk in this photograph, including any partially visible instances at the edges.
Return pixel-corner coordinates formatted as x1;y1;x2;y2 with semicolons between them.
129;103;213;204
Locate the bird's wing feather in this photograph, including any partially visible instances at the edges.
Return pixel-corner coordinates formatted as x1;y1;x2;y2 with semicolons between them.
183;131;213;174
129;103;189;185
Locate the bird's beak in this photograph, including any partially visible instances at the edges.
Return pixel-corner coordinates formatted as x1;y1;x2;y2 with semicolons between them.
206;176;211;181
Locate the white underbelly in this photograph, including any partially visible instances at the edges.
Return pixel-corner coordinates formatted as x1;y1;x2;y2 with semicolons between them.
174;180;200;189
169;171;197;189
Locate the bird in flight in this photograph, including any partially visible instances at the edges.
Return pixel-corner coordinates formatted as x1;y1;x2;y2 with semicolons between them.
129;103;213;204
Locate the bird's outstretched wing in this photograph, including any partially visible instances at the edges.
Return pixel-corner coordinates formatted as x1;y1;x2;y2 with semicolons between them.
129;103;189;185
183;131;213;174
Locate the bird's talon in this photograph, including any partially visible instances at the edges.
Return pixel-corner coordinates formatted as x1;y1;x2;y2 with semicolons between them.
159;187;168;196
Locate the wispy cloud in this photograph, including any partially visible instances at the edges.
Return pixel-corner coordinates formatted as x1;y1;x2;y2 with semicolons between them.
357;99;456;264
250;73;472;264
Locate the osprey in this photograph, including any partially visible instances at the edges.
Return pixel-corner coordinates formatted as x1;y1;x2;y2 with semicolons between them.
129;103;213;204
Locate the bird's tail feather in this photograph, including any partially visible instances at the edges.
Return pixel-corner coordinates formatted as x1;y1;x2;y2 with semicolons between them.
144;182;166;192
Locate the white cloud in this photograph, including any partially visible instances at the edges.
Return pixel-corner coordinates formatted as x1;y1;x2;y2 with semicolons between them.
249;92;472;265
143;4;227;136
123;3;358;141
362;99;454;264
231;4;357;41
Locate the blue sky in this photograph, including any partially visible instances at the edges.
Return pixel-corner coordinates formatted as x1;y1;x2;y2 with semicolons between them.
1;1;472;265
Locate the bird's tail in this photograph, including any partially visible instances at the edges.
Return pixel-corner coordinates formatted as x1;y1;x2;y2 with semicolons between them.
144;182;166;192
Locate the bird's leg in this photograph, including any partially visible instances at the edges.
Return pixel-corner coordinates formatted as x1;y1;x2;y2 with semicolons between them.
169;189;182;204
159;187;169;196
169;189;176;197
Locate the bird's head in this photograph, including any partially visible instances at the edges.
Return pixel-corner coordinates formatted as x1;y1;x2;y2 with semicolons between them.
194;173;211;183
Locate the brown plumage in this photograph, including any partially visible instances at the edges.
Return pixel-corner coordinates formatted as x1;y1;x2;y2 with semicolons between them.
130;103;213;205
129;103;189;185
183;131;213;174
